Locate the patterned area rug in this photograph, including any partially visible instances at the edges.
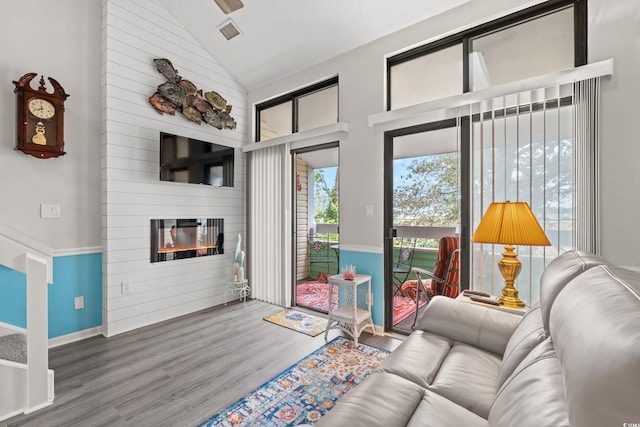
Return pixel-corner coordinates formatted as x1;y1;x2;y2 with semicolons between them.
296;280;425;324
296;281;330;312
264;310;328;337
393;296;426;324
199;337;389;426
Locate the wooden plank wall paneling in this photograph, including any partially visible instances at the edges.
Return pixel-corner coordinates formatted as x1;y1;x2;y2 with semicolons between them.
296;158;309;280
102;0;247;336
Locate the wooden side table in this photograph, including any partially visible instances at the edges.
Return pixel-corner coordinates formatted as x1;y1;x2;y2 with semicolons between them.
324;274;375;345
225;279;250;307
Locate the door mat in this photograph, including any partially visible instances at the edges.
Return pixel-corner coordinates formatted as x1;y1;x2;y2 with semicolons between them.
264;310;328;337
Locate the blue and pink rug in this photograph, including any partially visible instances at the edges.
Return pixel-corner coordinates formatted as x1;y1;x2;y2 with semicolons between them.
296;280;424;324
198;337;389;426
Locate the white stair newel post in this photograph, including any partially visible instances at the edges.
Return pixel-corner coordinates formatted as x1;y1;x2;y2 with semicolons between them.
25;252;50;413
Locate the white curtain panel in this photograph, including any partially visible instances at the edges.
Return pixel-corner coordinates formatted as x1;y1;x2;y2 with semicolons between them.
469;78;600;303
248;144;292;307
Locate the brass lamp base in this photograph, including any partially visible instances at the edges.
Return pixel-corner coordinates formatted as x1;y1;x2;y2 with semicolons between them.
497;245;526;308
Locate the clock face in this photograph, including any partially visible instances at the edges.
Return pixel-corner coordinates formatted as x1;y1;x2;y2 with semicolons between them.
28;98;56;120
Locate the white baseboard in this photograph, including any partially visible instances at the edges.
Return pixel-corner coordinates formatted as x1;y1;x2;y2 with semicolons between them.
0;321;26;336
49;326;103;348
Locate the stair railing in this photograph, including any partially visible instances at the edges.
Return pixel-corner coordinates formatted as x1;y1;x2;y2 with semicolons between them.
0;221;53;414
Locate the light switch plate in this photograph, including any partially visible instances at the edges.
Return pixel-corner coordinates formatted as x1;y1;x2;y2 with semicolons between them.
365;205;374;218
74;296;84;310
41;204;61;219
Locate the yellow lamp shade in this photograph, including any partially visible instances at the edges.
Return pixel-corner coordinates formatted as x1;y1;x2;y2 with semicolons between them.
471;201;551;246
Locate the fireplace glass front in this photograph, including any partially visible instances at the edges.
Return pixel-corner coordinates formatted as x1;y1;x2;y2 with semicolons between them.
150;218;223;263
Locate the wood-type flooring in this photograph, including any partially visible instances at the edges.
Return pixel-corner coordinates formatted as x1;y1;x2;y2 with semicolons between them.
3;299;402;427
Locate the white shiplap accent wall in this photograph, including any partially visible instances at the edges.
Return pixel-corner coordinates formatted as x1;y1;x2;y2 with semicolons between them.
102;0;247;336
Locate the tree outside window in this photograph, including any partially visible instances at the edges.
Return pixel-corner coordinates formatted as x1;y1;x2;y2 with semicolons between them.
394;152;459;248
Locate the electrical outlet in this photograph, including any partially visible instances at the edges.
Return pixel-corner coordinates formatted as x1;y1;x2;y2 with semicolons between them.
121;281;132;295
74;296;84;310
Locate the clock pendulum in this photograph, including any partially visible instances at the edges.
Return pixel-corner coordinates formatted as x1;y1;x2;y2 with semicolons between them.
32;121;47;145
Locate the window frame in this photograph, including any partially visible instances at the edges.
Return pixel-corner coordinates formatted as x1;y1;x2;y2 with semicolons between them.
386;0;587;111
255;76;339;142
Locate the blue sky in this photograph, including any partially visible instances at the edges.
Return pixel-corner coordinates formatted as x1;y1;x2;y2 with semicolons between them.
319;161;411;191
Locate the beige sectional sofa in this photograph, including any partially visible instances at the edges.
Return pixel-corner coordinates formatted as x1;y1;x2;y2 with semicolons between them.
315;251;640;427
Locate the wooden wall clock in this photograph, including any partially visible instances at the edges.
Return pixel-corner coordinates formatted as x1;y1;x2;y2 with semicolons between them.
13;73;69;159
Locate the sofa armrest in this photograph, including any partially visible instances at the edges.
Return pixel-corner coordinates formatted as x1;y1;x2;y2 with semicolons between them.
416;296;522;356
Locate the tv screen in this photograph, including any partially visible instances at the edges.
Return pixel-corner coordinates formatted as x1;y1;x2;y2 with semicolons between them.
160;132;234;187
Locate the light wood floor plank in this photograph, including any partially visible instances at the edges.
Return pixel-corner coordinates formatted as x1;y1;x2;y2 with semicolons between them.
3;300;402;427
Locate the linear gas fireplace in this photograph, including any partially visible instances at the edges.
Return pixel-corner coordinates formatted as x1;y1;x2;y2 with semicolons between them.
150;218;223;263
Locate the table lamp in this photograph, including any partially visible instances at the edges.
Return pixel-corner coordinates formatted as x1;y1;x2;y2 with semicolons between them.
471;201;551;308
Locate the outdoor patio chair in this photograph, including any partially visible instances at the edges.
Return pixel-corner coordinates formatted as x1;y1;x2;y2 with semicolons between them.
403;236;460;329
309;239;332;278
392;237;417;294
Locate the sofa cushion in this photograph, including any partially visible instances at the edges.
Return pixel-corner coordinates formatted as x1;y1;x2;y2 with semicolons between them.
489;338;569;427
314;372;425;427
376;330;452;387
497;301;545;387
416;296;521;357
429;341;501;419
407;389;488;427
539;250;609;335
550;266;640;427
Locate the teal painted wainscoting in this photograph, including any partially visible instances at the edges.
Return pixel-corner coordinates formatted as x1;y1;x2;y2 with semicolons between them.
0;265;27;328
338;250;384;327
0;252;102;338
50;253;102;337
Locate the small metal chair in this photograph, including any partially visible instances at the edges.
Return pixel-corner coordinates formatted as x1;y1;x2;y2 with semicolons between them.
309;239;332;278
392;237;417;294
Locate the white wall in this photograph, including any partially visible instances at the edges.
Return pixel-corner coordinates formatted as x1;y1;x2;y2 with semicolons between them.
589;0;640;266
102;0;247;336
248;0;640;268
0;0;102;251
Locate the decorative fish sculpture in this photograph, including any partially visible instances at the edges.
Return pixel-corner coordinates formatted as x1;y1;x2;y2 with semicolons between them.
150;58;237;130
203;110;224;129
153;58;181;83
191;96;214;113
182;106;202;124
157;82;188;108
204;91;227;111
148;92;177;115
178;79;197;96
217;111;236;129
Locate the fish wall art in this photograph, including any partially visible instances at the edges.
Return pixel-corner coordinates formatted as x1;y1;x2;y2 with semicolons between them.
148;58;237;130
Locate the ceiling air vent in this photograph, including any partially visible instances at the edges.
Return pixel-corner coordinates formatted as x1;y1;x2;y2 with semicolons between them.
218;19;242;41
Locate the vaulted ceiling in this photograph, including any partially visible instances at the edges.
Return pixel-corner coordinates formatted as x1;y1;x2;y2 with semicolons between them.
159;0;470;90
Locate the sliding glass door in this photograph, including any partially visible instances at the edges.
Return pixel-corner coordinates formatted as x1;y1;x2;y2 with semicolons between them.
292;143;339;314
384;121;465;334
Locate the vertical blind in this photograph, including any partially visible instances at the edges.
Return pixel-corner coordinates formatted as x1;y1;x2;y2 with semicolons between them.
470;78;600;303
573;77;600;254
248;144;292;307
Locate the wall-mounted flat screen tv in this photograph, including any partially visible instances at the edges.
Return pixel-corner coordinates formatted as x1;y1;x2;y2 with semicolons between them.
160;132;234;187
